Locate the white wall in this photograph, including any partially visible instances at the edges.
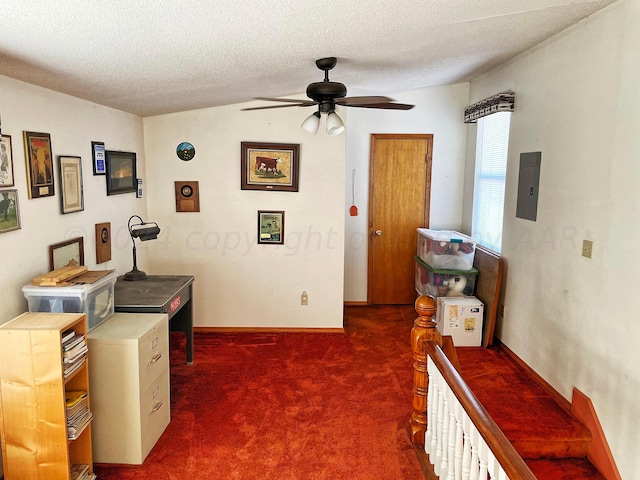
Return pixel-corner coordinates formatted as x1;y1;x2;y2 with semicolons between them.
465;1;638;477
0;75;146;325
343;84;470;302
142;101;345;328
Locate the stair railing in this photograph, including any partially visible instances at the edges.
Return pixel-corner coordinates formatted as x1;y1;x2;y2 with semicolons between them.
424;339;537;480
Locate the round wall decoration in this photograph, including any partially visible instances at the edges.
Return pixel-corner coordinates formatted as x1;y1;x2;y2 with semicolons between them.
176;142;195;161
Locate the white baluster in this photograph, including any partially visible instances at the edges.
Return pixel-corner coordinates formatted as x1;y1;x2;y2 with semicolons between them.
425;358;435;454
430;381;440;467
487;449;498;479
478;437;489;480
470;424;480;480
440;388;451;476
453;398;464;480
461;414;471;480
446;389;457;480
435;382;445;476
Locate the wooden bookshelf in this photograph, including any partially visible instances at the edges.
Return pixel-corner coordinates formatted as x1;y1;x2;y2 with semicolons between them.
0;312;94;480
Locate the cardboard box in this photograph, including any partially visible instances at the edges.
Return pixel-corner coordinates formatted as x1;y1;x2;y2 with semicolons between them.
436;296;484;347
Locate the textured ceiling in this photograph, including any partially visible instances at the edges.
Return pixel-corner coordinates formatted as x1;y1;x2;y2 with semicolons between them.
0;0;616;117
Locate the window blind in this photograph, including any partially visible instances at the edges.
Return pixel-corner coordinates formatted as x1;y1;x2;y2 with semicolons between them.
472;111;511;252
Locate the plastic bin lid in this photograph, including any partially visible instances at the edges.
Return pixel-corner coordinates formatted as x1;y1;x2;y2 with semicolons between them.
414;256;478;275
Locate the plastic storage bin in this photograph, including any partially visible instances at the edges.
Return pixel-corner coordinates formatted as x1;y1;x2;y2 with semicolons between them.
23;270;117;331
436;296;484;347
417;228;477;270
414;256;478;297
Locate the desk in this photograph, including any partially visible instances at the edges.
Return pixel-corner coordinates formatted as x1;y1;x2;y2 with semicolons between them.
114;274;194;364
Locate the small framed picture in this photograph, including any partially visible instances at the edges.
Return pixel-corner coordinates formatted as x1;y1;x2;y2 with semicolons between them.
241;142;300;192
257;210;284;245
92;141;106;175
0;189;20;234
105;150;137;195
1;135;15;187
23;131;54;198
58;156;84;214
49;237;84;271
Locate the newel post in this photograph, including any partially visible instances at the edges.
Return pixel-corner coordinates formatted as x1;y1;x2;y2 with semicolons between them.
410;294;440;446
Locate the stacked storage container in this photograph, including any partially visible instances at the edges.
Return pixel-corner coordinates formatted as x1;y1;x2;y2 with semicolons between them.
415;229;484;346
415;229;478;298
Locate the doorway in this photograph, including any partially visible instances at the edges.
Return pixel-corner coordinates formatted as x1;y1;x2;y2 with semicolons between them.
368;134;432;304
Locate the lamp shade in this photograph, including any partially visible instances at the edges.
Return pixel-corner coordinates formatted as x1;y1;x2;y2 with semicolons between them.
326;111;345;136
301;111;321;134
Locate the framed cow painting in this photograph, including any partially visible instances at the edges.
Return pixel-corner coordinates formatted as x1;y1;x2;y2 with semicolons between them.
240;141;299;192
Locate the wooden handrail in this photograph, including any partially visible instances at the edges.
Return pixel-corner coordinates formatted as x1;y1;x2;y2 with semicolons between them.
425;340;537;480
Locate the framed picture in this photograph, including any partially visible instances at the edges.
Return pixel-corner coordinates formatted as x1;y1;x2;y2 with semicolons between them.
92;141;106;175
49;237;84;271
58;155;84;214
105;150;137;195
1;135;15;187
23;131;54;199
0;189;20;234
257;210;285;245
241;142;299;192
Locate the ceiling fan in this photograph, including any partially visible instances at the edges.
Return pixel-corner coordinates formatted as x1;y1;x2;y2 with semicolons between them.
242;57;415;135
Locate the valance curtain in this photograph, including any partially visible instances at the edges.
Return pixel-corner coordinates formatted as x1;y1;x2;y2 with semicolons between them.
464;92;515;123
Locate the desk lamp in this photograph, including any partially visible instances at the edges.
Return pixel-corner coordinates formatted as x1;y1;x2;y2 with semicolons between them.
124;215;160;281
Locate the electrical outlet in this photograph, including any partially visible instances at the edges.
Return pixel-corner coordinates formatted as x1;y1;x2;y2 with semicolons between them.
301;291;308;306
582;240;593;259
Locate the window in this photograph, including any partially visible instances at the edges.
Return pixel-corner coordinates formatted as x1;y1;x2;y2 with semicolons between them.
471;111;511;253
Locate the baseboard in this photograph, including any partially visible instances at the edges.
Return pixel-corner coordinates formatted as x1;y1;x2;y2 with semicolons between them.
497;340;572;413
343;301;369;307
571;388;621;480
194;327;345;334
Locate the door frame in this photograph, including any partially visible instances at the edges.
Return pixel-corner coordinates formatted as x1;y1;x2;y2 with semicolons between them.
367;133;433;305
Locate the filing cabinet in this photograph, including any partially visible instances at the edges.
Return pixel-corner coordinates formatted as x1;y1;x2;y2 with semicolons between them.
87;312;170;464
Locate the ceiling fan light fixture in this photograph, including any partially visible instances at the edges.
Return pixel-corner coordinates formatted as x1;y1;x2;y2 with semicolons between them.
326;111;345;136
301;111;321;134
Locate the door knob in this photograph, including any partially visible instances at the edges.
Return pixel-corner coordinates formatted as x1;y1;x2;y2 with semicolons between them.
375;230;382;236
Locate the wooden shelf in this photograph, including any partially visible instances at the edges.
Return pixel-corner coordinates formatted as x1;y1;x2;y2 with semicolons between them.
0;312;94;480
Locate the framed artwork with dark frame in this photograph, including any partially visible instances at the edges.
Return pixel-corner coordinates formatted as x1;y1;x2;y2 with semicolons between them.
257;210;285;245
241;142;299;192
58;155;84;214
1;134;15;187
23;131;55;198
49;237;84;271
0;189;20;234
105;150;137;195
92;141;106;175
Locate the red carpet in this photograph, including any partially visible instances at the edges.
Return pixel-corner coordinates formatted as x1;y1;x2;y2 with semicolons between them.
94;306;426;479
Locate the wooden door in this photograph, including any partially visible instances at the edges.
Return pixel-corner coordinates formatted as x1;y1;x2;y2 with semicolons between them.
368;134;432;304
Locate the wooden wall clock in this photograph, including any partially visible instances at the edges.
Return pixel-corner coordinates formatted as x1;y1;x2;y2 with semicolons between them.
175;181;200;212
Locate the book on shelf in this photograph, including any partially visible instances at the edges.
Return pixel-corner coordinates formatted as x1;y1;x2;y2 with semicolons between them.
70;463;89;480
65;390;87;408
63;333;85;351
63;356;86;378
62;329;76;345
63;341;88;360
67;410;92;440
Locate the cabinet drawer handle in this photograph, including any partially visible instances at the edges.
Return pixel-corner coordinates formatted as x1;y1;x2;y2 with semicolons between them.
150;401;163;414
148;352;162;365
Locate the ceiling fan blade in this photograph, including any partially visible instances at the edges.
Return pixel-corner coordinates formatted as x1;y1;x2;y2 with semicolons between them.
241;103;316;111
253;97;317;105
343;102;415;110
335;96;394;105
